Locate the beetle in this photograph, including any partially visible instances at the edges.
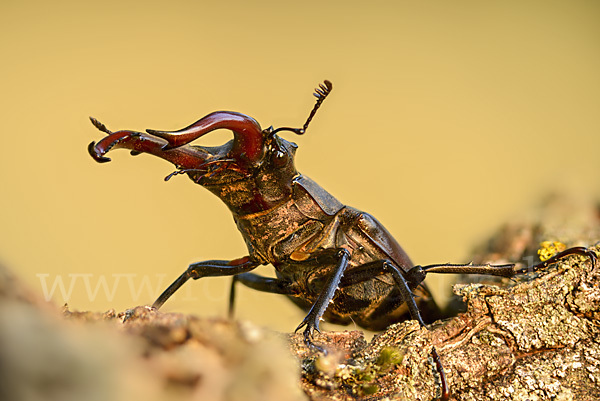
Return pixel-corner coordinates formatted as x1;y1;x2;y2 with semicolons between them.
88;80;596;400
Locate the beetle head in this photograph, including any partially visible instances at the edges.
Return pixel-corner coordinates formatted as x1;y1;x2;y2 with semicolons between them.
88;80;331;187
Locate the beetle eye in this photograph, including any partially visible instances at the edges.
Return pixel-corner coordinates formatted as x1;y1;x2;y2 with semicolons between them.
270;149;288;167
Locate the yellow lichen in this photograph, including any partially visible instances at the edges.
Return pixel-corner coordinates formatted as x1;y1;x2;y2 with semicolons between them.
537;241;567;262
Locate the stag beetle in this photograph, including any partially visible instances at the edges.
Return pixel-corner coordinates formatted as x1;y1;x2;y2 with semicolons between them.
89;80;596;400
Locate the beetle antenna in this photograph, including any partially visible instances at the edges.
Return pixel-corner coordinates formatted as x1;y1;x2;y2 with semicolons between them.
164;169;204;181
272;80;332;136
302;80;333;133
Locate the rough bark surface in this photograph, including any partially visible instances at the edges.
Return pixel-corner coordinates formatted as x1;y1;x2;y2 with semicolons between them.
290;249;600;401
1;196;599;401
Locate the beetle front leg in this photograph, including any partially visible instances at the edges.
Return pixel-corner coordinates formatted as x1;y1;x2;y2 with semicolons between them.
295;249;351;350
152;256;259;309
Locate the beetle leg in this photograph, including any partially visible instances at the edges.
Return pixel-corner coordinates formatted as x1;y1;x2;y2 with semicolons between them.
420;246;596;276
332;259;449;400
152;256;259;310
228;273;299;318
270;80;333;136
295;249;351;350
420;262;516;276
380;261;449;400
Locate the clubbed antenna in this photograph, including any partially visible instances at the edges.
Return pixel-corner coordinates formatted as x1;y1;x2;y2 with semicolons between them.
302;80;333;133
272;80;333;136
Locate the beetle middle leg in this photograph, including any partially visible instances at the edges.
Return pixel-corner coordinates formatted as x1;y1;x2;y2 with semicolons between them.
294;248;352;349
228;272;300;318
152;256;259;309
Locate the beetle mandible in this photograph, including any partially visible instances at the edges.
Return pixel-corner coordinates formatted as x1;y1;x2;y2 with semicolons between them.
89;80;596;400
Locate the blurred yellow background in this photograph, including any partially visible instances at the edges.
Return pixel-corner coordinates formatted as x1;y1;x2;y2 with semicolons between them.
1;0;599;333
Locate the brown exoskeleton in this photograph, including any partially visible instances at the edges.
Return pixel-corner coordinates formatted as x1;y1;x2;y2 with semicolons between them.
89;80;597;400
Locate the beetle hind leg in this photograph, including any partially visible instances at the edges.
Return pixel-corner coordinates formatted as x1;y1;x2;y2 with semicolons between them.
419;246;596;277
515;246;597;274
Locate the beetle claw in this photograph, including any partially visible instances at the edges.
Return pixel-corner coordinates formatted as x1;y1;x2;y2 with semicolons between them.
296;316;326;352
585;249;598;267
